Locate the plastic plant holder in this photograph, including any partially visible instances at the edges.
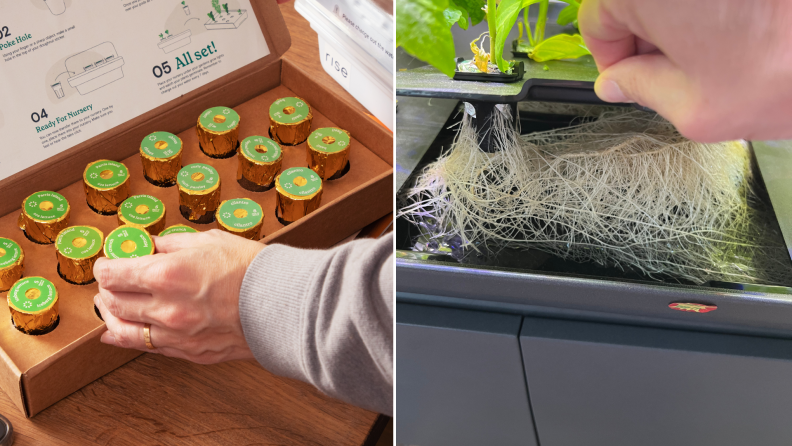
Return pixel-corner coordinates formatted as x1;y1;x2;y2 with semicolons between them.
453;59;525;83
66;42;125;95
158;30;192;54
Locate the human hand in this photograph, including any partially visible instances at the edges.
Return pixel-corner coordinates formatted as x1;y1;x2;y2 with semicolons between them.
579;0;792;142
93;230;266;364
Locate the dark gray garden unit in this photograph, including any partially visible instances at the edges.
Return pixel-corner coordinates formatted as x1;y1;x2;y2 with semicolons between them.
395;74;792;444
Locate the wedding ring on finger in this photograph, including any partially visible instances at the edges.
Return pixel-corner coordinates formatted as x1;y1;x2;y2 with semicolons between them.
143;323;155;349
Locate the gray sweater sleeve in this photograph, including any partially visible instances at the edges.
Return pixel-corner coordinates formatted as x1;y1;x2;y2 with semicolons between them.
238;233;393;415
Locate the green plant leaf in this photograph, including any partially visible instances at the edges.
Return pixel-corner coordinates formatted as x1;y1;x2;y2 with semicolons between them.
528;33;590;62
397;0;457;78
556;4;578;26
493;0;542;73
444;4;468;29
451;0;486;26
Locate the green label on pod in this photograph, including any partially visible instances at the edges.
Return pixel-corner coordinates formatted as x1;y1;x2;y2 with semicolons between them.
279;167;322;197
177;164;219;191
120;195;165;225
159;225;198;236
241;136;281;163
199;106;239;132
24;191;69;221
269;97;310;124
84;160;129;189
308;127;350;153
218;199;263;229
104;227;154;259
56;226;103;259
141;131;182;159
0;238;21;269
8;277;57;313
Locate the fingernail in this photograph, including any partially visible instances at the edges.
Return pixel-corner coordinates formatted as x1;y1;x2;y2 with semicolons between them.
597;79;633;103
101;332;116;346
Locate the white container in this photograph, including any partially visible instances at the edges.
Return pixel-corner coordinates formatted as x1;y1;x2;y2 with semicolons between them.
309;0;393;73
296;0;393;130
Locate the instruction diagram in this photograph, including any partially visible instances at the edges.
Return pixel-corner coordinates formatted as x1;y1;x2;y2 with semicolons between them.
158;29;193;53
156;0;244;53
65;42;125;95
205;1;247;29
1;0;270;181
44;0;66;15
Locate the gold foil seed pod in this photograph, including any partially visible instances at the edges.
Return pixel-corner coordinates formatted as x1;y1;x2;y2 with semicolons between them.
0;238;24;292
216;198;264;240
19;191;70;244
307;127;352;180
118;195;167;236
104;226;155;259
196;106;240;159
140;131;183;187
83;160;131;215
177;163;221;224
159;225;199;236
237;136;283;192
269;97;312;146
275;167;323;225
55;226;104;285
7;277;59;336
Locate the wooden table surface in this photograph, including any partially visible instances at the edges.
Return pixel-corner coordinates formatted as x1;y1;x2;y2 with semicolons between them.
0;3;390;445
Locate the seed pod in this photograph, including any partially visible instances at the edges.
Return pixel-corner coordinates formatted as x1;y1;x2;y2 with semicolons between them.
55;226;104;285
177;163;221;224
140;131;183;187
8;277;59;336
216;198;264;240
118;195;166;236
19;191;70;244
196;106;240;158
269;97;312;146
0;238;24;292
275;167;323;225
159;224;199;236
104;226;155;259
307;127;351;180
237;136;282;192
83;160;131;215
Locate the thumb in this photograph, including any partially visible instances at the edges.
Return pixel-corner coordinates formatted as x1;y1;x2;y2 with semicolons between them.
595;53;700;125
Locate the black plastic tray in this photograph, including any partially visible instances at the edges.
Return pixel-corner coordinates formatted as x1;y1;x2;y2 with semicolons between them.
453;59;525;84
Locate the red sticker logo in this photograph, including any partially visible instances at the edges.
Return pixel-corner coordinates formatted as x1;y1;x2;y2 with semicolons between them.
669;302;718;313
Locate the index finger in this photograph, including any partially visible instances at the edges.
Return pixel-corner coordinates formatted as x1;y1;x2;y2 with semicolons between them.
93;255;158;293
579;0;638;71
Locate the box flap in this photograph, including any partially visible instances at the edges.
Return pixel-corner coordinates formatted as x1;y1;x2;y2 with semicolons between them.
22;326;142;417
0;0;291;217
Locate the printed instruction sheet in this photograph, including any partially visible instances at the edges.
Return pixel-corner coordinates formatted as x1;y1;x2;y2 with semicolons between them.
0;0;270;180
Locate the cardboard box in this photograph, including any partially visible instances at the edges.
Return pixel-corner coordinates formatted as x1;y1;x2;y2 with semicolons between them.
0;0;392;417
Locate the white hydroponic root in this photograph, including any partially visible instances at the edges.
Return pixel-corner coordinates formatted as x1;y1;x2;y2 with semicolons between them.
399;106;792;285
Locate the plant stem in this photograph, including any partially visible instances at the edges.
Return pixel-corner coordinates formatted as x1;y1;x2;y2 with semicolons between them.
524;8;534;47
487;0;497;56
534;0;548;44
